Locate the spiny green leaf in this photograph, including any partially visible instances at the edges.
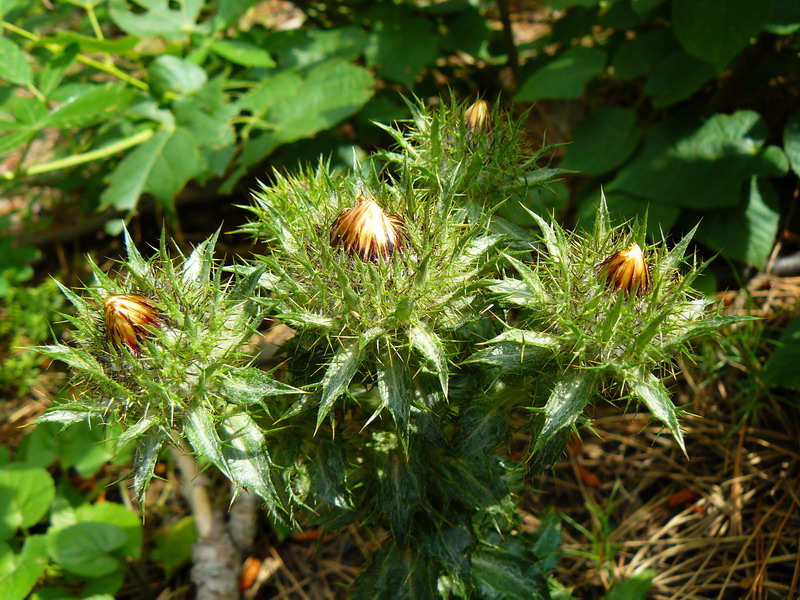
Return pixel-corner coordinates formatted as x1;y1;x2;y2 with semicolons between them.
626;369;686;455
132;431;165;504
502;254;550;303
408;323;448;397
184;407;231;479
533;370;597;454
222;366;301;408
377;349;413;435
316;341;361;429
465;329;559;375
182;230;219;287
310;440;351;509
122;226;149;279
220;413;283;514
525;208;564;264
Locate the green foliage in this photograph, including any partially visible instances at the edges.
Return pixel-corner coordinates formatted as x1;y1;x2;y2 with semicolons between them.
39;98;743;597
761;317;800;390
33;229;297;516
524;0;799;270
0;447;141;599
0;278;64;394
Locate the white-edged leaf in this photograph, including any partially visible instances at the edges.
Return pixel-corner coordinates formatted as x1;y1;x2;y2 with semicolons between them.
219;413;283;511
627;369;686;455
183;407;230;478
377;350;413;435
409;322;448;397
316;341;361;429
533;370;596;453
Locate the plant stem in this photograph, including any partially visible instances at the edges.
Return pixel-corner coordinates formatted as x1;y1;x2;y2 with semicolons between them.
0;128;156;181
0;20;149;91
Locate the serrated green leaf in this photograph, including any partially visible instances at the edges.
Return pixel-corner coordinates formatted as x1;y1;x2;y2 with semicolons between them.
149;55;207;96
219;413;283;511
612;27;674;80
0;535;48;600
503;254;551;303
310;440;351;509
99;128;167;212
472;546;550;600
316;341;361;429
0;130;36;155
100;127;202;212
184;407;230;478
0;38;32;86
46;83;134;129
408;322;448;397
454;398;507;456
211;39;275;67
533;370;596;454
109;0;206;39
132;431;165;504
38;44;79;97
264;26;369;70
377;350;413;435
465;329;559;375
230;60;373;178
626;369;685;454
607;111;786;210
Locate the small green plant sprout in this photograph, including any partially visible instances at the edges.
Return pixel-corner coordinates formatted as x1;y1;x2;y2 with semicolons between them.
34;229;297;515
478;195;752;469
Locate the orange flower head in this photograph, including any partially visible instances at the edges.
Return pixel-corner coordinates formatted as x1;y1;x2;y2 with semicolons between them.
330;199;405;261
103;294;162;354
600;242;651;296
464;100;490;132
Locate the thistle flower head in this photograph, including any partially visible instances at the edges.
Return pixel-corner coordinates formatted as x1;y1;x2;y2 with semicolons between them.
330;198;405;261
103;294;161;354
35;228;294;516
464;99;490;132
600;242;651;296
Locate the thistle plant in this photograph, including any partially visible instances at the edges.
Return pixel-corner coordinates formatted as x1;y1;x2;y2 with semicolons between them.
476;200;747;473
35;231;294;515
38;98;746;598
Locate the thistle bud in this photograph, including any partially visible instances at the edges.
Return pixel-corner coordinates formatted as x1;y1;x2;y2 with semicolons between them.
330;199;405;261
103;294;162;353
600;243;651;296
464;100;490;132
